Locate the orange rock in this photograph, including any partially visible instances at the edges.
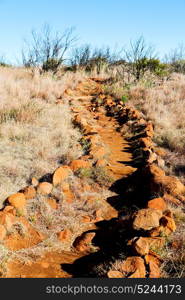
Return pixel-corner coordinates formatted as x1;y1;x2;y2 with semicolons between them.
53;166;71;186
149;164;165;178
3;206;16;215
145;253;161;278
0;213;16;230
31;177;39;187
145;253;161;265
147;198;167;211
133;237;149;256
133;237;165;256
148;261;161;278
21;186;36;199
70;160;91;172
107;270;123;278
132;208;162;231
37;182;52;195
0;225;6;240
46;198;58;210
57;229;72;242
73;232;96;252
90;209;103;222
7;193;26;209
120;257;146;278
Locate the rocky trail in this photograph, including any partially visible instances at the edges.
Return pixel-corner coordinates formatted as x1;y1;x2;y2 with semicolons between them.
0;78;184;278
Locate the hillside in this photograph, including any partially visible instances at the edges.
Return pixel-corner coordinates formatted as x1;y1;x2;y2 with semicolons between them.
0;68;185;278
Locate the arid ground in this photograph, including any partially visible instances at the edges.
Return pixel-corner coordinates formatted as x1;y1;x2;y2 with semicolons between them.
0;66;184;278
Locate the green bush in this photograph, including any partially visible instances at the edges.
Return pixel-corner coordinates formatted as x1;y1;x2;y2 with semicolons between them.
133;58;168;80
121;95;128;103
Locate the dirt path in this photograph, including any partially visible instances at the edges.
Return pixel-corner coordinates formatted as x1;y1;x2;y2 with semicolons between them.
4;79;137;278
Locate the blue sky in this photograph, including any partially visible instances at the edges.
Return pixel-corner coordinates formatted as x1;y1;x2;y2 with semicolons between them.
0;0;185;63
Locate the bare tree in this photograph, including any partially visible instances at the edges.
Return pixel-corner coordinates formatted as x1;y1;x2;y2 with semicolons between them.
70;44;91;70
22;24;77;72
124;36;156;81
70;44;121;73
164;44;185;74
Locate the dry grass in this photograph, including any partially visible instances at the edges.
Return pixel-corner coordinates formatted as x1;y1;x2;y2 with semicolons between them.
127;73;185;182
0;67;85;206
161;204;185;277
128;73;185;153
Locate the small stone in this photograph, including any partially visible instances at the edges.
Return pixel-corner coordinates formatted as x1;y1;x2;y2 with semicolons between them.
132;208;162;231
0;213;16;230
8;193;26;209
53;166;71;186
148;261;161;278
133;237;149;256
37;182;52;195
31;177;39;187
70;160;91;172
3;206;16;215
120;257;146;278
132;237;165;256
147;198;167;211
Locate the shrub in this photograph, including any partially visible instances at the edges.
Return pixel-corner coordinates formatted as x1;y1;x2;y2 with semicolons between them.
121;95;128;103
42;58;60;73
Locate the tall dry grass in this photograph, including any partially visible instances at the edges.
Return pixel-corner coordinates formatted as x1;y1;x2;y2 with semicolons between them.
0;67;85;206
128;73;185;181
